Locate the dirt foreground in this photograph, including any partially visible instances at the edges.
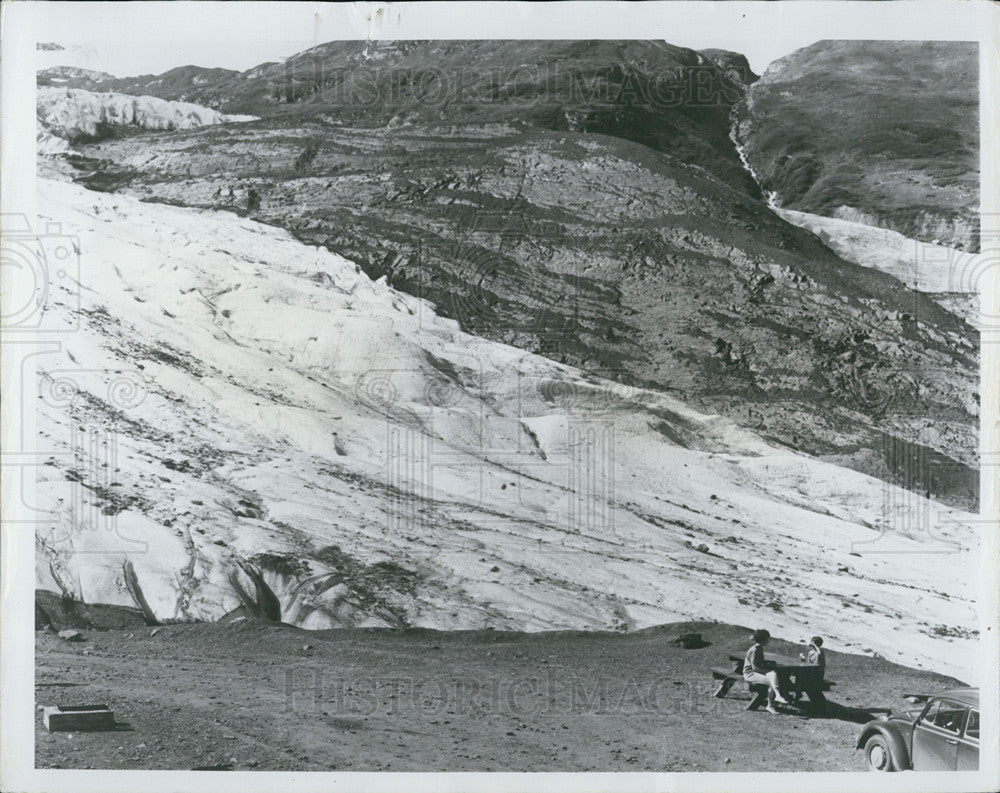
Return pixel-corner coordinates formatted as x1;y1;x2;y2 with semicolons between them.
35;617;965;772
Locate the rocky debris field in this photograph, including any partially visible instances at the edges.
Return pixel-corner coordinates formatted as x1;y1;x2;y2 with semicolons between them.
35;616;965;772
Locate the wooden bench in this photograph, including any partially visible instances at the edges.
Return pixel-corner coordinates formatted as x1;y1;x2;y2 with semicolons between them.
711;667;771;710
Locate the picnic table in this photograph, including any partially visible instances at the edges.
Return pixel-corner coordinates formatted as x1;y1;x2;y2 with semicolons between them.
711;652;832;712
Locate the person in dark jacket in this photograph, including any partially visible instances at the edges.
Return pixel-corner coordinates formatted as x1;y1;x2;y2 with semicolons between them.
743;629;790;714
799;636;825;672
794;635;827;706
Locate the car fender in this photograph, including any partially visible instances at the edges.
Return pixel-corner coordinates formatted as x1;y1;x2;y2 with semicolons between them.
857;721;911;770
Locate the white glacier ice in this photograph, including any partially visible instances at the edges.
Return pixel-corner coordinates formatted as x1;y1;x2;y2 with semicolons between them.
31;178;980;682
36;86;257;141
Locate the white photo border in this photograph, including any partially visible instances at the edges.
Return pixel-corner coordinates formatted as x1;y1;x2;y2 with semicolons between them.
2;2;997;791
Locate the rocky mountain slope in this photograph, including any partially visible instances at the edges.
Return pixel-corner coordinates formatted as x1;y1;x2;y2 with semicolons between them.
33;178;978;680
37;64;240;98
37;86;257;143
60;41;978;510
771;207;980;324
36;65;116;85
44;40;760;195
735;40;979;250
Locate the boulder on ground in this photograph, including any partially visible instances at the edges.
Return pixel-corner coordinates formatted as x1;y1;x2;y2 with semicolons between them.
673;632;710;649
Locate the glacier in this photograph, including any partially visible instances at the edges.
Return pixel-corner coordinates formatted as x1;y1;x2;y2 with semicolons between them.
37;86;257;142
32;177;980;681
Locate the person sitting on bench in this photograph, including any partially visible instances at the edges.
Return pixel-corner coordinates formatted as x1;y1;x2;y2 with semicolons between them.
744;629;790;714
799;636;825;672
793;635;826;703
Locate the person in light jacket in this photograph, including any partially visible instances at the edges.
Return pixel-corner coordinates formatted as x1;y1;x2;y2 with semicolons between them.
743;629;790;714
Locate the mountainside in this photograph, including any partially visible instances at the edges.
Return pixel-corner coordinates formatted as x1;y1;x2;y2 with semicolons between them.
32;39;984;690
736;40;979;250
61;41;978;510
44;40;760;196
33;178;978;680
771;207;980;324
38;64;240;98
37;86;257;143
37;65;116;85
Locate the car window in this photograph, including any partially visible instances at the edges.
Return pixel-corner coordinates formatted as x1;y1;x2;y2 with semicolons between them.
918;700;940;726
965;710;979;741
931;701;966;734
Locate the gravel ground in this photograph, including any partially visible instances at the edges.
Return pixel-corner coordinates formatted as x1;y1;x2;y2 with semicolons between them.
35;618;965;772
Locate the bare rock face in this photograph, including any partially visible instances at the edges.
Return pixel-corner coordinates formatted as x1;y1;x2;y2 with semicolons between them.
736;40;979;251
698;48;758;86
63;40;977;509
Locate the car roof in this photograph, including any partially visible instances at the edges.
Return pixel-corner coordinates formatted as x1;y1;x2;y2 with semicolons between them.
936;688;979;707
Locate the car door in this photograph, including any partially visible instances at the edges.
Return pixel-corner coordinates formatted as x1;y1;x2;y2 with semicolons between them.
957;708;979;771
911;698;966;771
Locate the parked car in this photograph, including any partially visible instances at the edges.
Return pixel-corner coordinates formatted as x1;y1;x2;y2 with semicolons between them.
857;688;978;771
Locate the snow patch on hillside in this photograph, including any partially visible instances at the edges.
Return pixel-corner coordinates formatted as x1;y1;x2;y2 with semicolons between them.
32;178;980;681
37;66;116;85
